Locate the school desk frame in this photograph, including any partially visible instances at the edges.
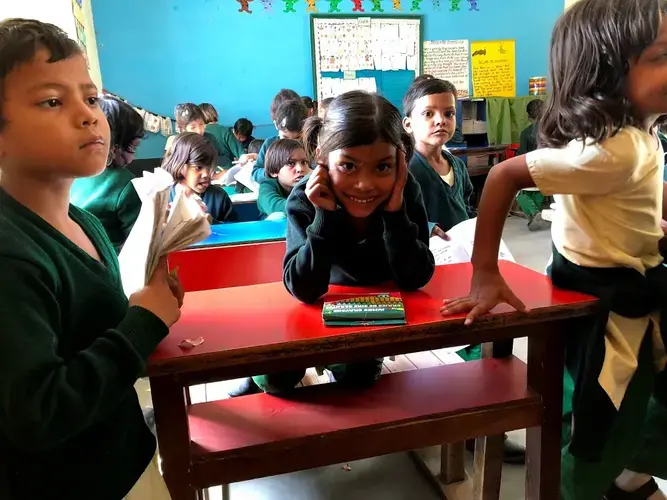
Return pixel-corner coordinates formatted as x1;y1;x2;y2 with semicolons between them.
147;262;598;500
310;14;424;110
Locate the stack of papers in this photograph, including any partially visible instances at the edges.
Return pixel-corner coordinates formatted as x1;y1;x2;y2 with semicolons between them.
118;168;211;297
429;218;515;266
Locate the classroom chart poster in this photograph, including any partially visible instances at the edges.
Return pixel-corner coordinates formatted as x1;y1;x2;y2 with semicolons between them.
470;40;516;98
423;40;470;98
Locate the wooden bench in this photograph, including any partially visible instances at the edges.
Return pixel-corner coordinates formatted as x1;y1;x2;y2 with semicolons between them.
187;358;539;497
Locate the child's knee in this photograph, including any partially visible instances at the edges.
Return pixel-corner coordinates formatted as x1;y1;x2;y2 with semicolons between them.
253;370;306;393
329;358;383;389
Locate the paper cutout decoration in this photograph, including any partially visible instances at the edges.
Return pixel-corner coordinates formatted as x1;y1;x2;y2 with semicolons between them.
328;0;343;11
237;0;253;13
450;0;461;10
352;0;365;11
306;0;318;11
467;0;479;10
261;0;273;9
410;0;422;10
283;0;298;11
160;116;173;137
371;0;384;11
432;0;440;9
392;0;402;10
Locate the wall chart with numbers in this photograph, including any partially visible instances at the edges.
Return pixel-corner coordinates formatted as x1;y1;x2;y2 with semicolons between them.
310;15;423;111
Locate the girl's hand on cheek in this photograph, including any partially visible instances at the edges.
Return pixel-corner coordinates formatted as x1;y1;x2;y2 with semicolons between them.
385;150;407;212
305;165;337;211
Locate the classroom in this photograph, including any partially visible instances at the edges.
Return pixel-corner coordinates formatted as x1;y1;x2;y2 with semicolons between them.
2;0;667;499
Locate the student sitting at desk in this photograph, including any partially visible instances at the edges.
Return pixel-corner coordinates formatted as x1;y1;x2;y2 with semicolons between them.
250;91;435;394
70;96;144;253
162;132;236;223
402;78;474;232
233;118;255;152
257;139;312;218
199;102;246;170
164;102;207;154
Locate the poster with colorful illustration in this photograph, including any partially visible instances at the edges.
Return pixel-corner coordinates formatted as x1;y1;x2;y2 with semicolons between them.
470;39;516;97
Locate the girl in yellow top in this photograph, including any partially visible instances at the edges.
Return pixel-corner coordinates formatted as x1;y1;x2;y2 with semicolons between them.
442;0;667;498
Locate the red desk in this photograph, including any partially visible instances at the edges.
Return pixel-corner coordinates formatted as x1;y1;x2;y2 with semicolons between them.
148;262;596;499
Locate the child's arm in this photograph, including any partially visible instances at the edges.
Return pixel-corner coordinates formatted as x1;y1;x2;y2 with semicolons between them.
283;168;336;304
251;141;270;184
117;181;142;250
226;130;246;162
0;257;180;453
258;181;287;217
383;155;435;291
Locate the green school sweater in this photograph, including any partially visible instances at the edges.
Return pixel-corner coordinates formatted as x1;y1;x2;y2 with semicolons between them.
408;150;474;232
70;167;140;254
251;135;279;184
0;188;168;499
258;177;288;218
205;123;246;169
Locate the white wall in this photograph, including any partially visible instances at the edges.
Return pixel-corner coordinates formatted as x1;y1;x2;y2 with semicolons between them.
0;0;102;88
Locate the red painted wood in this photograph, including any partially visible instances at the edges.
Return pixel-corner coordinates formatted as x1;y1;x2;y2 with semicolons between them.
149;261;594;365
168;240;286;292
188;358;534;455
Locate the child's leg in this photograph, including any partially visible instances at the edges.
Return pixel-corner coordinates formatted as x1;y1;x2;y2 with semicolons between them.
516;190;541;216
560;343;656;500
327;358;383;388
455;344;482;361
252;369;307;393
626;396;667;480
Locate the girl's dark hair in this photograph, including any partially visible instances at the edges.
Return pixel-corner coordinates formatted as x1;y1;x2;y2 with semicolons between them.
275;99;308;133
301;96;315;110
0;19;81;131
100;97;144;167
248;139;264;154
403;78;457;117
540;0;667;148
413;74;435;84
270;88;300;120
526;99;545;121
161;132;217;182
320;97;334;113
233;118;253;137
303;91;414;165
199;103;218;124
264;139;304;178
174;103;204;131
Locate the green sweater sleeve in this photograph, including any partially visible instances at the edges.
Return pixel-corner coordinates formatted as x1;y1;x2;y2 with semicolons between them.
252;140;270;184
258;180;287;217
224;128;246;161
115;181;141;253
0;259;168;453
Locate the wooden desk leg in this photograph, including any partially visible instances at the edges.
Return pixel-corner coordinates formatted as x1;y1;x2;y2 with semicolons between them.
525;324;565;500
472;435;504;500
442;442;466;483
150;376;197;500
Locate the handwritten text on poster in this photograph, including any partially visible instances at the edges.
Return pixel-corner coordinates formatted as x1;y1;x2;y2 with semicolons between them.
423;40;470;98
471;40;516;98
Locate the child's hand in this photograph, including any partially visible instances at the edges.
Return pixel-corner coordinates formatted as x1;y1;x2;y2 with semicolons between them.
236;153;258;165
440;268;528;325
129;257;182;327
431;225;450;240
385;150;408;212
306;165;337;211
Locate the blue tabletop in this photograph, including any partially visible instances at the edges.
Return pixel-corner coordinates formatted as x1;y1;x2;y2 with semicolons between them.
189;218;287;248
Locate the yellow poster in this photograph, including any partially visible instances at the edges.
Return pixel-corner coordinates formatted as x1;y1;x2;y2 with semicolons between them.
471;40;516;98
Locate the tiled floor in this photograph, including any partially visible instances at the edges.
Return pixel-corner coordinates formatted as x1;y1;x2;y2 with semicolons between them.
142;217;665;498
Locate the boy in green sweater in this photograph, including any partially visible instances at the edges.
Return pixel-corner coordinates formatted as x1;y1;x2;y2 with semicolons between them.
0;19;183;499
258;138;312;218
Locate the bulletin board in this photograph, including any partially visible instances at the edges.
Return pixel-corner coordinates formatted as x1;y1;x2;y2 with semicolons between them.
310;15;423;112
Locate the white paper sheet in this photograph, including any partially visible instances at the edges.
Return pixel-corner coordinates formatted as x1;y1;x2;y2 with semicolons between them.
233;161;260;194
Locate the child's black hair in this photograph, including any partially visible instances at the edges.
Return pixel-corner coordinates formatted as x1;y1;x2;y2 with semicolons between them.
413;74;435;85
270;89;300;120
301;96;315;111
161;132;217;182
540;0;667;148
174;103;204;132
264;139;304;178
0;19;82;131
199;103;218;124
303;90;414;166
403;78;457;117
274;99;308;134
100;97;145;167
320;97;334;114
248;139;264;154
526;99;545;121
233;118;254;138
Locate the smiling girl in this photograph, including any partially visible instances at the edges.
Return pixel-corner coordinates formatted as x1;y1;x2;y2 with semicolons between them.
162;132;235;224
247;91;435;395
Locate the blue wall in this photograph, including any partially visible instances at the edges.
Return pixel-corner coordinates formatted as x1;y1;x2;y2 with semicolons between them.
93;0;564;159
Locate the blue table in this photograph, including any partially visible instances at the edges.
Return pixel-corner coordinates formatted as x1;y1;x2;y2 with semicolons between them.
190;219;287;249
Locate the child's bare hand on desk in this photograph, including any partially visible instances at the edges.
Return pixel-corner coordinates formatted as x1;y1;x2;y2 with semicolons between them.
385;151;408;212
440;268;528;325
236;153;257;165
431;225;450;240
306;166;337;211
129;257;183;327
